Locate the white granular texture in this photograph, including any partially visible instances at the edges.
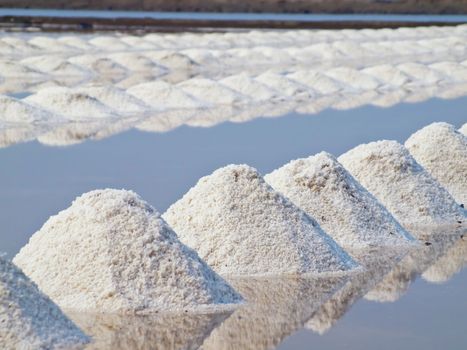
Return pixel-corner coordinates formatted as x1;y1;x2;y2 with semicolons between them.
13;189;242;314
265;152;415;249
0;256;89;349
0;95;57;124
339;140;465;229
405;122;467;206
460;123;467;136
25;87;119;120
178;78;247;105
163;164;358;276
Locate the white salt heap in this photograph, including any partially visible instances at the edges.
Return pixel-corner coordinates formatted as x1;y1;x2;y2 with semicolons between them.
13;189;242;314
0;256;89;349
163;164;358;276
460;123;467;136
265;152;415;249
339;140;465;229
0;95;57;124
405;122;467;206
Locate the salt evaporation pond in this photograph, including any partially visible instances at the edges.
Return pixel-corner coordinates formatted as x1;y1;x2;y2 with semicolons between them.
1;25;466;349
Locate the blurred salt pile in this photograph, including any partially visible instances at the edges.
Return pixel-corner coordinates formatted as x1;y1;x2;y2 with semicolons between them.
0;256;89;349
405;122;467;206
163;164;358;276
460;123;467;136
265;152;415;249
13;189;242;314
339;140;465;230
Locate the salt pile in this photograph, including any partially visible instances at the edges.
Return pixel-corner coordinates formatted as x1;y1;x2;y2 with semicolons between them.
177;78;247;105
13;189;242;313
405;122;467;206
0;256;89;349
339;140;465;229
0;95;57;124
24;87;120;120
460;123;467;136
265;152;415;249
163;164;357;276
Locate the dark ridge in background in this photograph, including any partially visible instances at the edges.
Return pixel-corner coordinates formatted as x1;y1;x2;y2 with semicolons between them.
1;0;467;14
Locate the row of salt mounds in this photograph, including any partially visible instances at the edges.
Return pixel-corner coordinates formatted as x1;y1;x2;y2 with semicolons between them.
163;164;358;276
405;122;467;206
338;140;465;230
13;189;242;314
264;152;416;249
0;256;89;349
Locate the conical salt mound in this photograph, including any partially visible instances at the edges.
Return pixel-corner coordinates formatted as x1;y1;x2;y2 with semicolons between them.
0;256;89;349
13;189;242;314
405;122;467;206
338;141;465;230
163;164;358;276
460;123;467;136
265;152;415;249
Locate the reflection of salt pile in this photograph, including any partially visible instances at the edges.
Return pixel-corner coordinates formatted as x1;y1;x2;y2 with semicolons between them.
405;122;467;205
460;123;467;136
13;189;242;313
69;311;230;350
265;152;415;249
339;141;465;229
201;276;346;350
364;233;459;302
163;164;357;276
24;87;120;120
305;248;404;334
422;232;467;284
0;256;89;349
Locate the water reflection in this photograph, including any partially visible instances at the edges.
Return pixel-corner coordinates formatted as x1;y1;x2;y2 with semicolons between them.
364;229;466;303
68;311;230;350
200;276;347;350
305;247;408;334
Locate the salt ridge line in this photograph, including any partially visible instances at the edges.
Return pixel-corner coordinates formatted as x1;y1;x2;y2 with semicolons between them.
0;256;90;349
1;35;466;82
13;189;243;314
1;25;466;58
338;140;466;230
1;80;467;149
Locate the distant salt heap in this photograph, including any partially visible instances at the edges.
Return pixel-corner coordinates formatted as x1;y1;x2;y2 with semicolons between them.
0;256;89;349
13;189;242;314
24;87;120;120
405;122;467;205
265;152;415;249
163;164;358;276
339;140;465;229
0;95;57;124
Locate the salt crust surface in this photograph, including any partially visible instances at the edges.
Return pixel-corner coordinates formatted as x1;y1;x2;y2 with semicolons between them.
265;152;415;249
163;164;358;276
0;256;89;349
405;122;467;206
339;140;465;229
13;189;242;314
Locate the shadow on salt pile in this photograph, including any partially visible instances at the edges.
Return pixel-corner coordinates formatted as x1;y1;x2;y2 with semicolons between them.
200;276;347;350
306;247;409;334
364;228;467;303
68;311;230;350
